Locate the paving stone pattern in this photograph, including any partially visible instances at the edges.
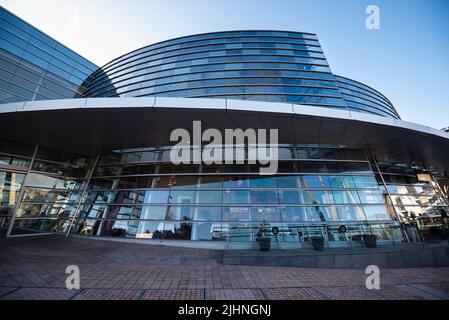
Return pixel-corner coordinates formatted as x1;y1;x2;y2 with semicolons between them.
0;236;448;300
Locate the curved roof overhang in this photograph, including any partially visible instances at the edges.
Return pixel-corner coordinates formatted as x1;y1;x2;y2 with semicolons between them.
1;97;448;174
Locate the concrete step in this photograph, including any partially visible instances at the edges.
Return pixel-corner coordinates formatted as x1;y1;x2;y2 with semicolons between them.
222;244;449;268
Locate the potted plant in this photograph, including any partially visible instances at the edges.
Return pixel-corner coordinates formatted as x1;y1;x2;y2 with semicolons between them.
310;232;325;251
440;224;449;240
362;220;377;248
255;220;271;252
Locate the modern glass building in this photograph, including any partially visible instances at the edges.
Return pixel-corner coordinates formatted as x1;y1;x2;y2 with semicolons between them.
1;6;448;248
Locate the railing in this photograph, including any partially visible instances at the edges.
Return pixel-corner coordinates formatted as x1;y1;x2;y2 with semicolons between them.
224;222;406;250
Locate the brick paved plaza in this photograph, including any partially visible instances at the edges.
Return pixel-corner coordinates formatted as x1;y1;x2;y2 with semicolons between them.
0;236;448;300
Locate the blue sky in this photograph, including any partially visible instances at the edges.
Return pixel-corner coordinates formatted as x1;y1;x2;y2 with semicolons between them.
2;0;448;129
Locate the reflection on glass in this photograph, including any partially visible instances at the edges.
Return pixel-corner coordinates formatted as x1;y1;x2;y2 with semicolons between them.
22;188;74;203
136;221;192;240
3;143;414;242
307;206;328;221
196;190;222;204
281;207;308;221
0;171;25;211
168;190;195;204
276;175;299;188
144;190;169;204
249;176;277;188
198;176;222;188
192;222;224;240
352;175;378;188
223;190;250;204
250;190;279;204
194;206;221;221
278;190;300;204
153;175;197;188
223;207;250;221
358;190;384;204
11;218;56;235
304;190;334;204
166;205;193;221
26;173;78;190
302;175;330;188
223;176;249;188
363;205;391;220
336;206;366;221
139;206;166;220
332;190;360;204
16;203;75;218
328;175;355;188
251;207;282;221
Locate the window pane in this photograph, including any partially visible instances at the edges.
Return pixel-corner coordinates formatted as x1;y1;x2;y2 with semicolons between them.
153;176;197;188
276;175;299;188
223;176;250;188
249;176;277;188
166;205;193;221
353;176;378;188
223;190;250;204
306;206;327;221
278;190;300;204
139;205;166;220
136;221;160;238
168;190;195;204
328;175;355;188
16;203;75;218
198;176;222;188
319;207;340;221
250;190;279;204
332;190;360;204
304;190;333;204
223;207;250;221
364;205;391;220
251;207;282;222
336;206;366;221
22;188;75;203
196;190;222;204
11;218;56;235
192;222;222;240
302;175;330;188
194;206;221;221
144;190;169;204
281;207;308;221
358;190;384;204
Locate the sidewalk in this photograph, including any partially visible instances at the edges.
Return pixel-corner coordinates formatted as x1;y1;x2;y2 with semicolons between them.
0;236;448;300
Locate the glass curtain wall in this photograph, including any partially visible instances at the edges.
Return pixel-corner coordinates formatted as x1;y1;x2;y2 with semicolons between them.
0;139;93;236
4;142;448;245
73;145;403;246
373;162;449;241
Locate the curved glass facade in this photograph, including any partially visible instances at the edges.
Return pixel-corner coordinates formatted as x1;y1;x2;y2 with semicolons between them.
74;145;399;244
335;75;399;119
82;30;400;119
2;138;448;246
2;13;448;248
0;6;97;104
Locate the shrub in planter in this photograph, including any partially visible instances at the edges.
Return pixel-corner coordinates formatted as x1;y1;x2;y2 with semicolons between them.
256;220;271;252
362;221;377;248
311;236;325;251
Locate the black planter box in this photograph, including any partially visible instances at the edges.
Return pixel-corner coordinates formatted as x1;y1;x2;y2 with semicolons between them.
311;236;325;251
257;237;271;252
362;234;377;248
